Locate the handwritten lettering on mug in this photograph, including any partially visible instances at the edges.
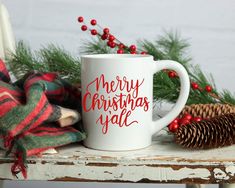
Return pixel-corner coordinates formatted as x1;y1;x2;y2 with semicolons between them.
82;74;150;134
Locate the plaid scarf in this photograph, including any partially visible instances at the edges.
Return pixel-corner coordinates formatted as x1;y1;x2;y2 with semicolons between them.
0;59;86;178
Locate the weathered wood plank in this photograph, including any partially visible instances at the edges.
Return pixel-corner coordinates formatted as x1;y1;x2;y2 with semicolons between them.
0;131;235;183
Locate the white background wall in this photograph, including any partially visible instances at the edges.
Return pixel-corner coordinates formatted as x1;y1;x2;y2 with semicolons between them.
1;0;235;187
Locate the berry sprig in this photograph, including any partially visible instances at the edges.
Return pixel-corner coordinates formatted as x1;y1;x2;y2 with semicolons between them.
77;16;147;55
168;114;202;133
191;82;212;92
168;70;213;94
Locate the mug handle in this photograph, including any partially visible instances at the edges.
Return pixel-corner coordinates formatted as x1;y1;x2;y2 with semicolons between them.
150;60;190;135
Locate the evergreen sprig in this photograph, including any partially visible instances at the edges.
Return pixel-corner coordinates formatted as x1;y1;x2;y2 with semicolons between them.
141;32;191;67
80;38;112;54
8;41;43;78
6;33;235;105
39;44;81;83
8;41;81;83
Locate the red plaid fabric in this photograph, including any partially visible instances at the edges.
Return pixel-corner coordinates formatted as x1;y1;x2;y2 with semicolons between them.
0;59;85;178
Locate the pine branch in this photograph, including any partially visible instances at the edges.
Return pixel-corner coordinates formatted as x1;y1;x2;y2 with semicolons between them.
80;38;112;54
156;31;191;67
8;41;44;78
139;32;191;67
220;90;235;105
138;40;165;60
7;42;81;83
39;45;81;83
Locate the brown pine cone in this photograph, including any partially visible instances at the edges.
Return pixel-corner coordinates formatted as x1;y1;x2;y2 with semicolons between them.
181;104;235;119
175;113;235;149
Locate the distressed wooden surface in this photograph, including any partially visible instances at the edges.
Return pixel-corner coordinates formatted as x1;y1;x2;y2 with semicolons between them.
0;131;235;183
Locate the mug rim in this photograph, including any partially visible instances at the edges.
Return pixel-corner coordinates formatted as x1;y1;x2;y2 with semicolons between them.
81;54;153;59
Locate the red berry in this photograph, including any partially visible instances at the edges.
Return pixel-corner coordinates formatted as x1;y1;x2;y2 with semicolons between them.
205;85;212;92
168;71;176;78
179;119;190;126
91;29;97;35
103;28;109;34
90;19;97;26
129;45;136;52
101;34;108;40
117;49;124;54
191;82;199;90
141;51;147;55
77;16;84;22
107;41;112;47
168;122;179;132
172;118;180;124
183;114;192;121
192;117;202;122
119;43;125;49
130;51;136;54
110;42;116;48
81;25;87;31
109;35;115;41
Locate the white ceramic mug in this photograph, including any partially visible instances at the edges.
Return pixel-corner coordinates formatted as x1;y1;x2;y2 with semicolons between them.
81;54;190;151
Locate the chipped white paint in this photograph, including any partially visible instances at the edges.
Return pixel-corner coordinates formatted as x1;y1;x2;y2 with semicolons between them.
42;148;58;155
0;162;212;182
226;166;235;177
0;131;235;183
213;168;230;181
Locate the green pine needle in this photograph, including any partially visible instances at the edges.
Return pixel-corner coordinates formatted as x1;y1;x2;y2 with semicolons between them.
8;41;44;78
8;41;81;83
80;38;112;54
220;90;235;105
39;45;81;83
138;40;164;60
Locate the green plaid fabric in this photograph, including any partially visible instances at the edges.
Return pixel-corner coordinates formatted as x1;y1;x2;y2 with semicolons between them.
0;59;85;178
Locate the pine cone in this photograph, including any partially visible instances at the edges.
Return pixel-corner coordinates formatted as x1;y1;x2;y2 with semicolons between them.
175;113;235;149
181;104;235;119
